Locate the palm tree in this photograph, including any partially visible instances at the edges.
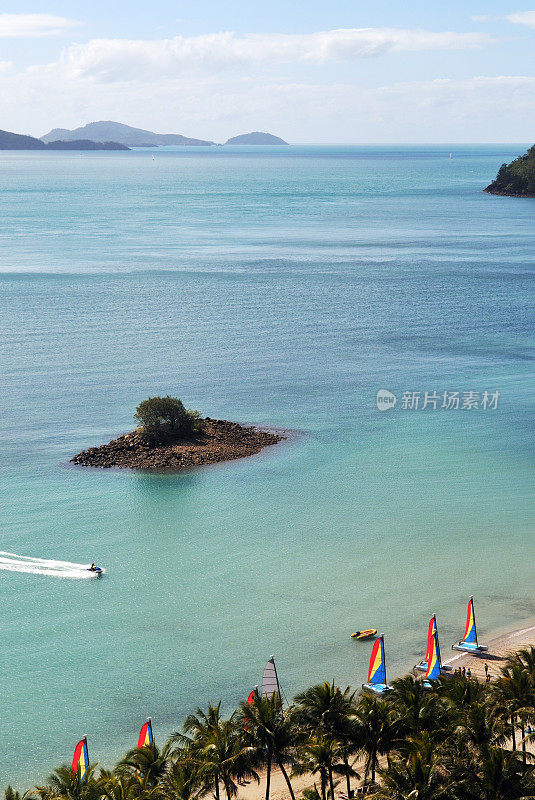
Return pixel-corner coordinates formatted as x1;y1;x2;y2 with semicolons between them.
494;662;535;763
160;759;209;800
99;769;161;800
454;695;508;761
507;646;535;677
293;682;358;797
475;748;535;800
389;675;449;745
292;734;341;800
180;703;225;800
353;694;395;787
374;734;459;800
182;703;256;800
5;788;37;800
34;765;102;800
437;672;487;716
240;693;296;800
116;741;173;788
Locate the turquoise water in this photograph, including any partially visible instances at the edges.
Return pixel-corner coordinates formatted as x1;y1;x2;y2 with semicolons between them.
0;145;533;786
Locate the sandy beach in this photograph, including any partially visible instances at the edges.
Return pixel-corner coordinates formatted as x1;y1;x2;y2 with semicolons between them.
442;618;535;681
237;618;535;800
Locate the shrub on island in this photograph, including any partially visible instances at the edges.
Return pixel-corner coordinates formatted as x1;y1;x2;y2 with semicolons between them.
134;395;203;442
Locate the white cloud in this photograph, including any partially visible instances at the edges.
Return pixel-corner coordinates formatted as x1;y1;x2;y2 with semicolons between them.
50;27;494;82
1;60;533;144
506;11;535;27
0;14;79;38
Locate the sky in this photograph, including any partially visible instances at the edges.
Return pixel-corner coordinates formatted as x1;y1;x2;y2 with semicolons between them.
0;1;534;142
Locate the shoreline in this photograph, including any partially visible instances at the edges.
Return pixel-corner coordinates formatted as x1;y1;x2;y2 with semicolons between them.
7;614;535;794
70;418;286;471
237;616;535;800
440;615;535;681
483;187;535;198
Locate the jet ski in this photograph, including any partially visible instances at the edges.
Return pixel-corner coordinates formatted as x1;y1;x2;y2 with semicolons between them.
87;565;103;576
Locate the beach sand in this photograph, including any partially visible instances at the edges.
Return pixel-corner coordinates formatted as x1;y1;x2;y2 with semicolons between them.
238;619;535;800
442;618;535;681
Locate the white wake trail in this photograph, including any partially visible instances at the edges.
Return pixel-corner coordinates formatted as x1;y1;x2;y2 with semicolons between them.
0;552;104;579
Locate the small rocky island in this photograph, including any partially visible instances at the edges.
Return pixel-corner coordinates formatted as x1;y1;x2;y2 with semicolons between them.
71;396;284;471
484;145;535;197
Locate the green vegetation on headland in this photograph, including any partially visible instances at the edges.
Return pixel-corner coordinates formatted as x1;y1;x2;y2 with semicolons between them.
484;145;535;197
7;647;535;800
0;129;129;151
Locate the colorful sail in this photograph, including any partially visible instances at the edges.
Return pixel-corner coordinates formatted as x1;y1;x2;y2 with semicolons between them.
425;628;441;680
137;718;153;748
71;736;89;781
246;686;258;705
368;635;387;685
244;686;258;731
262;656;280;699
424;615;436;664
463;597;478;644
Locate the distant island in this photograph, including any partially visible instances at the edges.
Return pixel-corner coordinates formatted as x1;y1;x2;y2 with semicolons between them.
4;121;290;151
0;128;129;151
39;122;288;147
484;145;535;197
225;132;288;145
71;395;284;470
41;121;215;148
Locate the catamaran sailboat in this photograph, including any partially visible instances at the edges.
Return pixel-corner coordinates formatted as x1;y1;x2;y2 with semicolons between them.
452;596;488;654
422;623;442;689
414;615;452;673
362;634;392;694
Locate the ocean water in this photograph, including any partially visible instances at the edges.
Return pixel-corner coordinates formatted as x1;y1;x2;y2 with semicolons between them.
0;145;533;786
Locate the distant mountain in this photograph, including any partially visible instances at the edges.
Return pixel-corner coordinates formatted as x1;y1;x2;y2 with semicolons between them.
0;128;129;151
41;121;214;147
484;145;535;197
0;129;44;149
225;132;288;145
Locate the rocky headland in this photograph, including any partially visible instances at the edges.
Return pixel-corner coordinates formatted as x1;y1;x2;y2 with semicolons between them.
71;418;284;471
484;145;535;197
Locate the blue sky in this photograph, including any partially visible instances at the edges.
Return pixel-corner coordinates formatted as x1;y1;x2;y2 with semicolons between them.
1;1;534;141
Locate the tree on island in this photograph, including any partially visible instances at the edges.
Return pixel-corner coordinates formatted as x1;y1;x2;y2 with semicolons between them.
134;396;202;440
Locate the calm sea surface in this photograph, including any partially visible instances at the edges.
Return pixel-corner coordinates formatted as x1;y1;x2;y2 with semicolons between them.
0;145;533;786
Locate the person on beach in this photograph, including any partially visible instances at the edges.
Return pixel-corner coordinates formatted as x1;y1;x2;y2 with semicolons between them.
467;667;472;679
486;673;491;682
484;663;489;676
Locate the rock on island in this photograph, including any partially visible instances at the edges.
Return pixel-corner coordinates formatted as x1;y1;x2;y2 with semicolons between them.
71;418;284;471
